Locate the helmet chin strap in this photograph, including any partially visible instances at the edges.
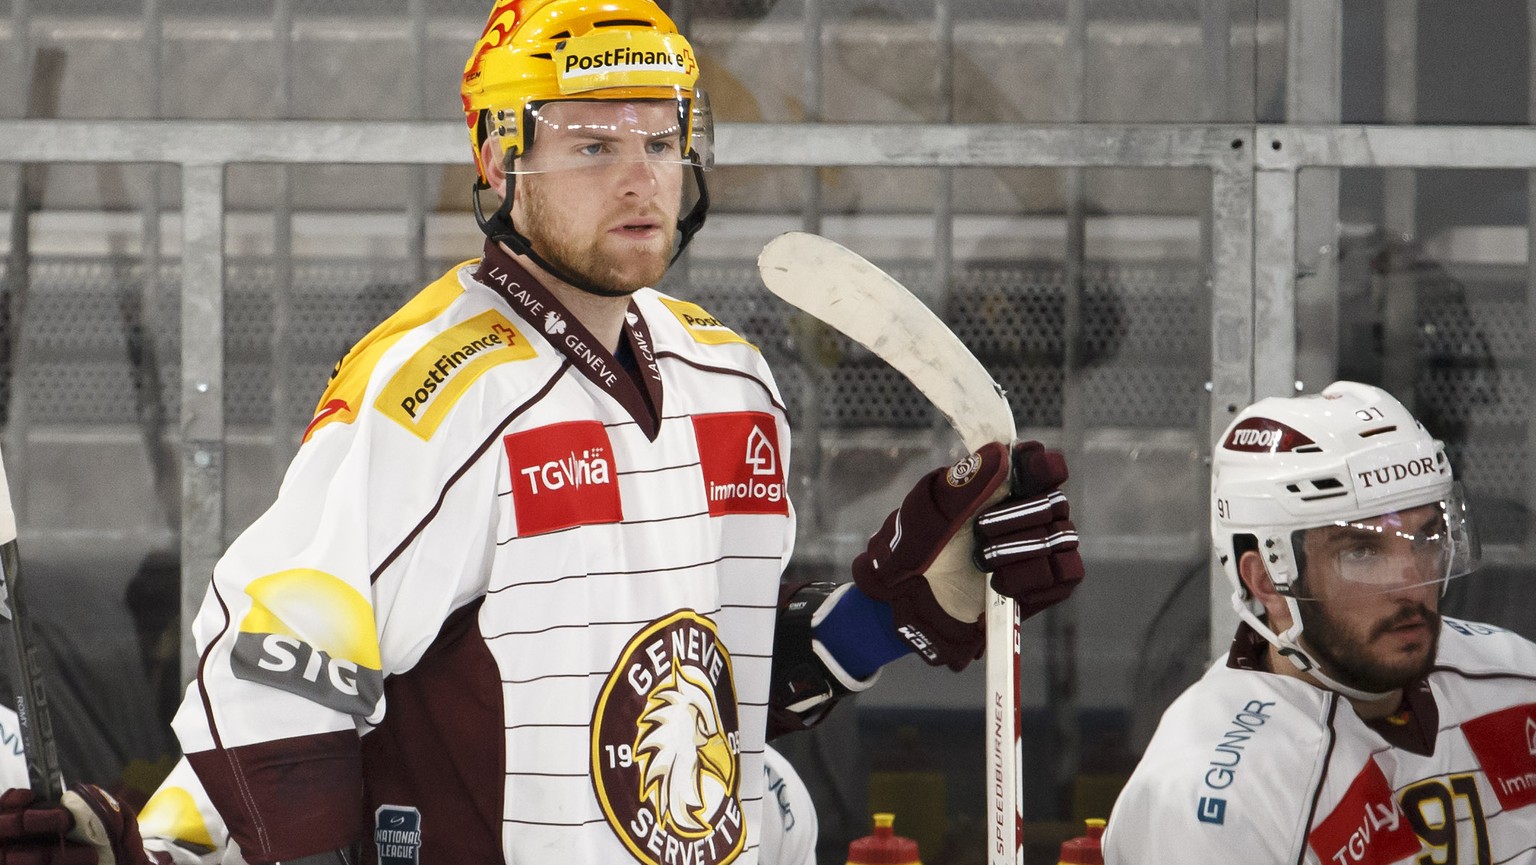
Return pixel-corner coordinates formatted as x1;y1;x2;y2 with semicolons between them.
471;163;710;299
1231;594;1397;703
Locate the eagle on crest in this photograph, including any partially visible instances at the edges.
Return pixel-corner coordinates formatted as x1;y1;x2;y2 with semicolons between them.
634;657;736;834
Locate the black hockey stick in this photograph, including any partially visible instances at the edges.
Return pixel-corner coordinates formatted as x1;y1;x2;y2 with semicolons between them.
0;446;64;801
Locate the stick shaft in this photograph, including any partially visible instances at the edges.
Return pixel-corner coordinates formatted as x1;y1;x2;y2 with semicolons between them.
0;449;64;801
758;232;1022;864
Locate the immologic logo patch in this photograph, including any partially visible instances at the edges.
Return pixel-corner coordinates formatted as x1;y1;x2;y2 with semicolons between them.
592;611;743;865
1463;703;1536;811
1307;760;1419;865
376;311;535;440
554;29;698;95
504;421;623;536
231;569;383;716
659;298;753;348
692;412;788;517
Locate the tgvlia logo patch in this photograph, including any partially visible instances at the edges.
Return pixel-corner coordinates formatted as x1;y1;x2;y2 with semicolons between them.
504;421;623;536
1307;760;1419;865
692;412;789;517
592;611;744;865
374;805;422;865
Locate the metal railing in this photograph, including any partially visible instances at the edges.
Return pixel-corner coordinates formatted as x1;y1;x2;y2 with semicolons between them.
5;117;1536;668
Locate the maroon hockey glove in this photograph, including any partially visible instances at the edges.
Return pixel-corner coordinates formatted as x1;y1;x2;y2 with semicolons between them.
851;442;1012;670
974;440;1084;620
0;784;162;865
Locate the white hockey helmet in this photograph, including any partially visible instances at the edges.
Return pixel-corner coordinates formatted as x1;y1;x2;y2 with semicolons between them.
1211;381;1478;698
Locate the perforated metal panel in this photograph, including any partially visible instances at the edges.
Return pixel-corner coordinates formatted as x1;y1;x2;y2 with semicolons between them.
12;258;420;426
672;257;1207;431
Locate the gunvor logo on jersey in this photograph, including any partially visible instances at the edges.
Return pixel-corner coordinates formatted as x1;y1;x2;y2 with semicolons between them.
659;298;753;348
231;569;383;716
692;412;788;517
375;311;536;440
592;611;744;865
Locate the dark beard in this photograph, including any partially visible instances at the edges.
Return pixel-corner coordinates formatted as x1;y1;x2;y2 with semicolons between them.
516;177;675;297
1298;600;1441;693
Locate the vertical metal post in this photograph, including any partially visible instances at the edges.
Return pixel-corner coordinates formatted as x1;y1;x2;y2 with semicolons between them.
1380;0;1418;405
1284;0;1341;394
179;163;227;686
143;0;164;441
3;0;32;525
1208;152;1257;657
1253;160;1298;398
795;0;826;563
1040;0;1088;823
1527;0;1536;553
271;0;297;467
407;0;430;289
1200;0;1232;122
933;0;954;304
800;0;824;236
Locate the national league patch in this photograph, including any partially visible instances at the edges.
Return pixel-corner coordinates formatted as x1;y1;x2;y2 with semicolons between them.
375;805;423;865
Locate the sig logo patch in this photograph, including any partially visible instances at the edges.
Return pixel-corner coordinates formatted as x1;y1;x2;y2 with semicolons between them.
375;805;423;865
504;421;623;536
138;784;217;849
376;310;536;440
592;611;744;865
1462;702;1536;811
1307;760;1419;865
231;569;383;716
659;298;752;348
693;412;789;517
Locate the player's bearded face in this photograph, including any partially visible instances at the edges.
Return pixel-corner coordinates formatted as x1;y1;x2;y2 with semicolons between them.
1298;597;1441;693
511;101;685;298
1294;519;1444;693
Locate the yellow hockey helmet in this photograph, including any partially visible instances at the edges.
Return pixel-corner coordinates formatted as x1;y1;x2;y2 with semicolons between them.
460;0;711;182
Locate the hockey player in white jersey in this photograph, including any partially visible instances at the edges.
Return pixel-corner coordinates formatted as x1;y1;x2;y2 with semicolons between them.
1104;381;1536;864
0;0;1082;862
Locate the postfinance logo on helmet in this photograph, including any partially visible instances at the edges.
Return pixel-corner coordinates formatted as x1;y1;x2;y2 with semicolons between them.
460;0;706;177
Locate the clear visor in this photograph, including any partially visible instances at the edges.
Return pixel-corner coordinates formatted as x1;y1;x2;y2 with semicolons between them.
1287;483;1479;600
506;94;714;176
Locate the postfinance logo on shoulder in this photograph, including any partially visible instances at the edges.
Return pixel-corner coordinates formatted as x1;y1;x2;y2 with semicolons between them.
376;310;536;440
659;298;754;349
231;569;383;716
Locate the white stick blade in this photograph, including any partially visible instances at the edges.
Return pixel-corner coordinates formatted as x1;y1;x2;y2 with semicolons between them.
757;231;1016;449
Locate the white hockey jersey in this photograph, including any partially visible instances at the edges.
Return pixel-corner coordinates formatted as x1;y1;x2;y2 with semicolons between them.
171;243;796;865
136;746;815;865
1104;618;1536;865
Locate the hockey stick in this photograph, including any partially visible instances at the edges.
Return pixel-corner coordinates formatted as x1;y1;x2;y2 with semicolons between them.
757;231;1023;865
0;444;64;801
